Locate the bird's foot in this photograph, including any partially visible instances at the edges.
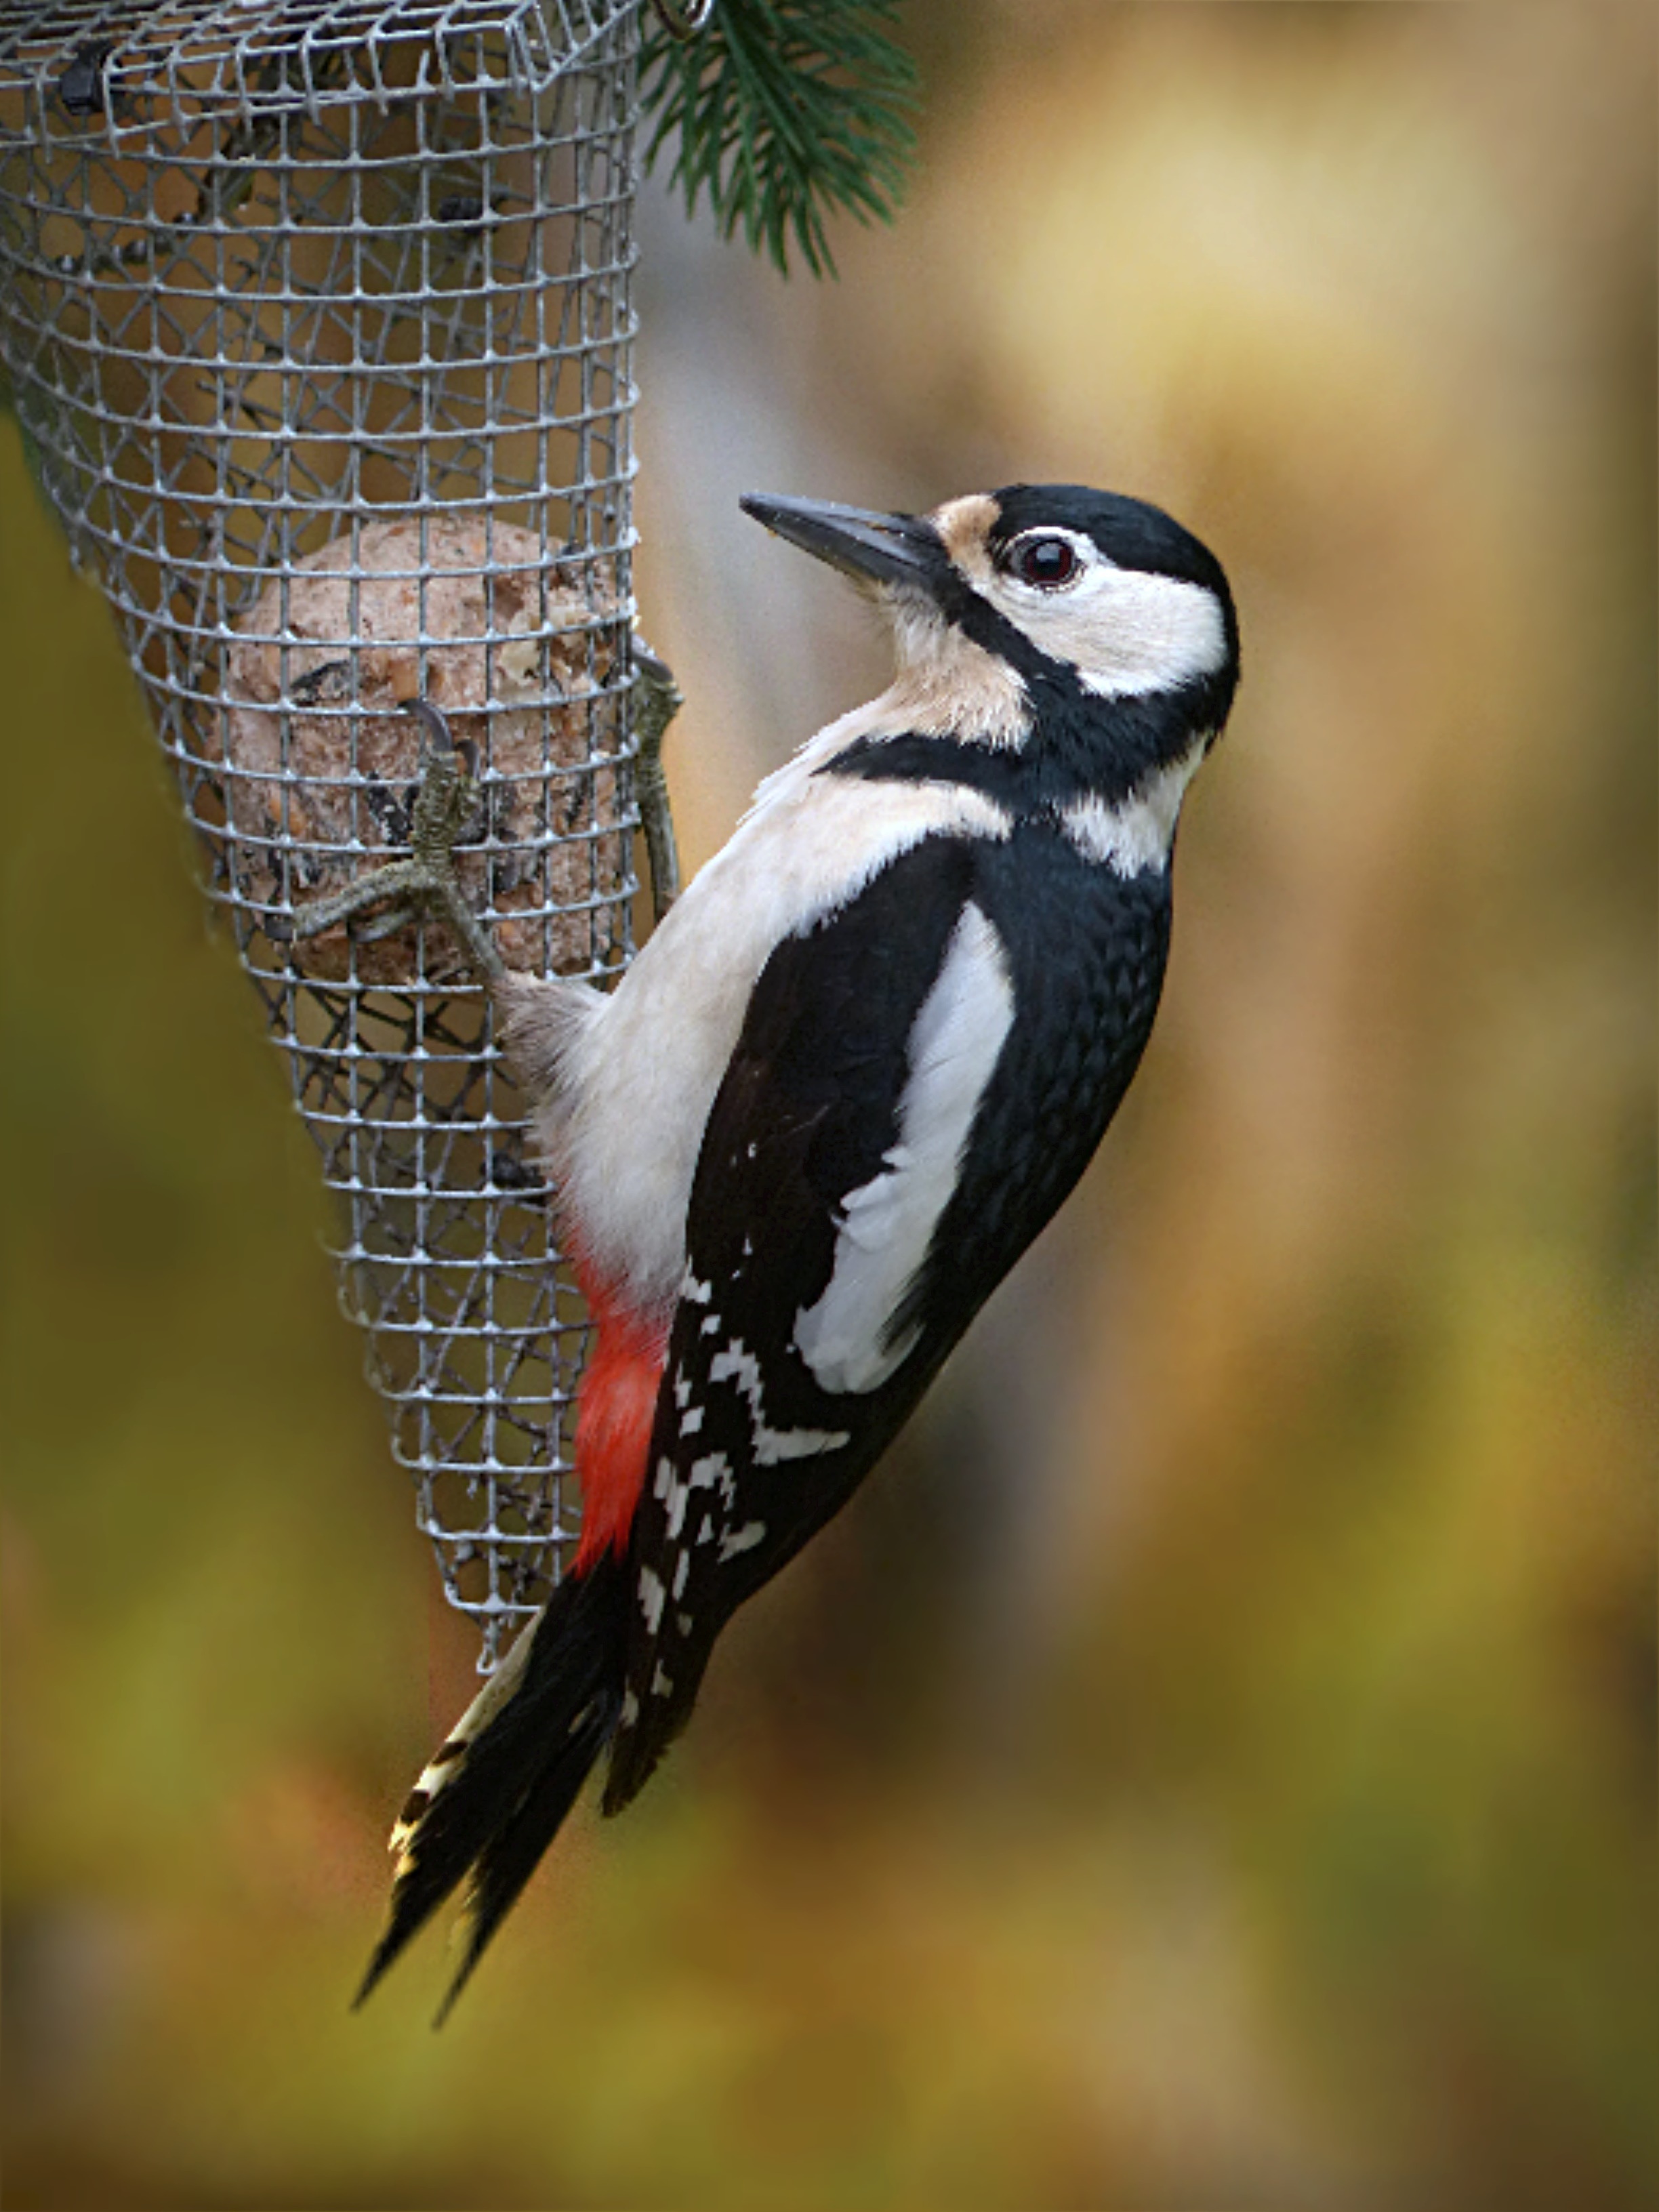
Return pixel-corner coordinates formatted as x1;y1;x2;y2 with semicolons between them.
277;638;686;974
632;640;684;923
281;701;505;983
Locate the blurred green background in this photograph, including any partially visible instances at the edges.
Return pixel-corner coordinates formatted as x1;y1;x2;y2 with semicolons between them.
3;5;1654;2207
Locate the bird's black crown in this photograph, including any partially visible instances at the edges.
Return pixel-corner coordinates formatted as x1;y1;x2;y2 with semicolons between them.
986;483;1234;613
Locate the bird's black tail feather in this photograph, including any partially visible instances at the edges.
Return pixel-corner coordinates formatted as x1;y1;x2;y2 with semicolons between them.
355;1551;628;2018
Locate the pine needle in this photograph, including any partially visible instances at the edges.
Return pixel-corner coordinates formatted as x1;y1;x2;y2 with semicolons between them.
640;0;920;279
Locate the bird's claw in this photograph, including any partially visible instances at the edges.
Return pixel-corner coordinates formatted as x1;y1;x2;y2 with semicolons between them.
632;638;685;922
285;700;505;983
283;636;687;975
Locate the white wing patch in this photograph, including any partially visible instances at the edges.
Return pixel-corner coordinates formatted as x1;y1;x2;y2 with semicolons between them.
1059;735;1209;878
794;901;1015;1395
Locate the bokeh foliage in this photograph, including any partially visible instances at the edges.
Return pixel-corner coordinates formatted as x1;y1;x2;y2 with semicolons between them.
3;5;1654;2207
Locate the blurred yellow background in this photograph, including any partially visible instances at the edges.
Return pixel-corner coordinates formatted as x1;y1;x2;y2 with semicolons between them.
3;5;1654;2206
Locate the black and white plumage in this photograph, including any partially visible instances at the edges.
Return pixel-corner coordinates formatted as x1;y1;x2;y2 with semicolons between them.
360;483;1240;2012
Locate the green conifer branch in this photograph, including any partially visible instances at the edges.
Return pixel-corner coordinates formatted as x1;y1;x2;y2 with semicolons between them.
639;0;919;279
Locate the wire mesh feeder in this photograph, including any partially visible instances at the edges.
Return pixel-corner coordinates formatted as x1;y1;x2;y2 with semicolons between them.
0;0;647;1668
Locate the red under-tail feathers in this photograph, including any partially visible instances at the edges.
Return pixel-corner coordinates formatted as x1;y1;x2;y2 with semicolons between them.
354;1248;667;2015
568;1245;670;1570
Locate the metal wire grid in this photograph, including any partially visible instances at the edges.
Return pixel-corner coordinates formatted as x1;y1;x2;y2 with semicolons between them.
0;0;644;1666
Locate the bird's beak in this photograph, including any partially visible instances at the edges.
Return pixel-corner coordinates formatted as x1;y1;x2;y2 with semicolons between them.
739;493;938;590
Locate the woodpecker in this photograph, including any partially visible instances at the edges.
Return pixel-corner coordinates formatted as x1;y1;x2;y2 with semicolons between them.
359;483;1240;2014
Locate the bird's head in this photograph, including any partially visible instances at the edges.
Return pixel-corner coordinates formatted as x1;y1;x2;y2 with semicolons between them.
741;484;1239;788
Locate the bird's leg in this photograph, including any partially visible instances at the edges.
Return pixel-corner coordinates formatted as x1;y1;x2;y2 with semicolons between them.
283;700;505;983
282;637;686;972
632;640;684;924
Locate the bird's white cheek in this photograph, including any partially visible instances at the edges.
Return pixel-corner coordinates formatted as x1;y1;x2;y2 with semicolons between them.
994;571;1227;699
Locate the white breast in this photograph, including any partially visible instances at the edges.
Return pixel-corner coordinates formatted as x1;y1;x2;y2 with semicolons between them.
538;725;1012;1318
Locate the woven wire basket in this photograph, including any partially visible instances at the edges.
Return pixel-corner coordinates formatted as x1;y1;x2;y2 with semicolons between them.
0;0;644;1667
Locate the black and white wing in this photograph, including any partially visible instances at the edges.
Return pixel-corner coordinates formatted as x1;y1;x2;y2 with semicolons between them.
601;830;1013;1808
600;817;1174;1813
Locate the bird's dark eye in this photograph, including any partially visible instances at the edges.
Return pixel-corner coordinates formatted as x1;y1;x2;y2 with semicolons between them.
1011;535;1080;590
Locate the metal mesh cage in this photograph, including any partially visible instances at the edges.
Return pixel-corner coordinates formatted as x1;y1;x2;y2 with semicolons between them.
0;0;643;1666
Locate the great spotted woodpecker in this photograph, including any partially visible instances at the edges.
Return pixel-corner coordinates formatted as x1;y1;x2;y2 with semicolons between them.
358;483;1240;2012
